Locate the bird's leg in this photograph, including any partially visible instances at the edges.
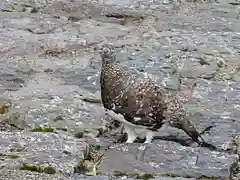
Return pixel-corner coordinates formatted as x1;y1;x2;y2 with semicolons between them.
144;130;154;144
124;125;137;143
120;124;124;134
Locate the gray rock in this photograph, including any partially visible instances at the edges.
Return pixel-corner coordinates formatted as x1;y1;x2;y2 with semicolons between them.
0;169;196;180
0;170;70;180
232;72;240;82
0;0;53;12
1;169;196;180
0;131;88;174
180;62;218;80
0;170;112;180
99;141;238;179
121;178;195;180
0;0;239;179
3;72;106;135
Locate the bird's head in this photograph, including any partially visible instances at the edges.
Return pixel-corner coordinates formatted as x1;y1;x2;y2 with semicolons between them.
97;44;116;64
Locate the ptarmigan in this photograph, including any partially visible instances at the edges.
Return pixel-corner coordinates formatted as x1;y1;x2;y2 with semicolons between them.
99;44;204;144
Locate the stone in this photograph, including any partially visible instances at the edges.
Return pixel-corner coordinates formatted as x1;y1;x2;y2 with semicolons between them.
1;169;196;180
0;170;111;180
0;131;88;174
0;0;239;179
99;141;239;179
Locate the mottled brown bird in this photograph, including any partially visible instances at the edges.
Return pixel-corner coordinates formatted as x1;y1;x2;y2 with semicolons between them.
99;44;204;144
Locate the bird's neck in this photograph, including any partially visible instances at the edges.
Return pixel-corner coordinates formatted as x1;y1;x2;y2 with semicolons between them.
101;58;118;69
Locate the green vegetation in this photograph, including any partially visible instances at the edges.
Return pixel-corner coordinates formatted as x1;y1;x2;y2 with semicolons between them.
31;127;55;133
74;131;84;138
56;127;67;131
113;172;155;179
112;171;221;179
73;127;84;138
135;173;155;179
20;164;56;174
0;102;10;114
0;153;19;159
197;176;220;180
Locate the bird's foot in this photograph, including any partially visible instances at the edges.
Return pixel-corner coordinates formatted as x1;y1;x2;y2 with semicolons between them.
126;139;136;143
116;133;142;143
126;134;138;143
143;131;154;144
124;125;137;144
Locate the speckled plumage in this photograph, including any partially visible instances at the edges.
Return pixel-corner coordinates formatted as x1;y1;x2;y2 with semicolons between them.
99;44;203;144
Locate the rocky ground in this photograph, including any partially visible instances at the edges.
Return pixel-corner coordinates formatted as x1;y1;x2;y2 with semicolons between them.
0;0;240;179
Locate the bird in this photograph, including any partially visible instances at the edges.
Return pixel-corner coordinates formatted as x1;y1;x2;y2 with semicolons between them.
98;44;204;144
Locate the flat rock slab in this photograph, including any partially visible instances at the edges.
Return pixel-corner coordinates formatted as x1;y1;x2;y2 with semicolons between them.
99;140;239;179
0;169;196;180
0;131;88;174
4;73;106;133
120;178;195;180
0;170;71;180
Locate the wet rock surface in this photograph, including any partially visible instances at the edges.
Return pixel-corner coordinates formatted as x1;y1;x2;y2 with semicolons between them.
0;0;239;179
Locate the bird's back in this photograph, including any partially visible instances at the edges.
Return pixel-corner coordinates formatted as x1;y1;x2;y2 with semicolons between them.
100;60;167;130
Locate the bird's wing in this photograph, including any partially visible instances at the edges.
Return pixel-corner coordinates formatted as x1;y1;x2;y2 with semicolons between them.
112;79;166;129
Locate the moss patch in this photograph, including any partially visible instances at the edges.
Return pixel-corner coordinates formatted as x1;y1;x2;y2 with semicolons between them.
113;171;221;179
74;131;84;138
73;127;84;138
135;173;155;179
20;164;56;174
0;153;19;159
160;173;179;177
31;127;55;133
0;102;10;114
56;127;67;131
197;176;220;180
113;171;153;179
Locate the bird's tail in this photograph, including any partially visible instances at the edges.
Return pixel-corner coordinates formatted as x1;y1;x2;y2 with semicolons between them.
178;117;204;144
